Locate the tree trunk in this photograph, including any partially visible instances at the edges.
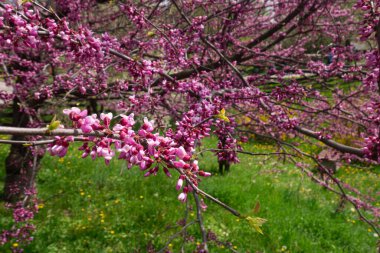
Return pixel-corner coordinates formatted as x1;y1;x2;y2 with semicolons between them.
218;160;230;175
3;99;42;202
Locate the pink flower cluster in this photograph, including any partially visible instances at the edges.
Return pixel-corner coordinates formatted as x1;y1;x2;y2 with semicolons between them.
354;0;380;41
47;136;74;157
214;119;241;164
270;106;299;130
0;223;35;253
1;193;38;252
13;207;34;223
48;107;214;201
55;0;94;22
63;107;109;133
363;135;380;163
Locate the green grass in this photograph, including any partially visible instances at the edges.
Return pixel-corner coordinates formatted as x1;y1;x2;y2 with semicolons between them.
0;139;379;252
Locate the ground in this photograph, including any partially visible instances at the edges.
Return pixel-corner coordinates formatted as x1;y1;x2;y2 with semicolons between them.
0;137;379;252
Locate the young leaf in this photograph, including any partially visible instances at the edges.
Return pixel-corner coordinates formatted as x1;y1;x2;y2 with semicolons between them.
245;216;267;235
47;115;61;131
215;108;230;122
147;31;156;37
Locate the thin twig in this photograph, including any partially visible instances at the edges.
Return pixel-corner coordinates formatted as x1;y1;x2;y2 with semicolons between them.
173;167;241;217
192;191;208;252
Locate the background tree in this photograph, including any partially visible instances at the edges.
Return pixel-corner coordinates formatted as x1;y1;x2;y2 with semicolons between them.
0;0;379;251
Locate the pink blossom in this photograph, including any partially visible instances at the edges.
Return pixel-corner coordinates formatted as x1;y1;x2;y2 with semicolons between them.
120;114;135;127
200;198;207;211
176;176;185;190
142;117;154;132
100;112;113;126
173;160;186;168
63;107;87;121
176;146;188;160
48;136;74;157
163;167;172;178
146;139;159;156
80;115;97;133
178;192;187;203
198;171;211;177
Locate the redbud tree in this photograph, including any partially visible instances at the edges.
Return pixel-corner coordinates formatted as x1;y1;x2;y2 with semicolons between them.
0;0;379;251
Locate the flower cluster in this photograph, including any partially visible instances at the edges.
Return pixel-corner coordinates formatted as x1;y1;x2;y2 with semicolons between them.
55;0;94;22
0;190;38;252
48;107;214;201
62;107;111;133
271;83;306;102
354;0;380;41
0;223;35;253
214;119;241;164
270;106;299;130
167;101;216;153
363;135;380;162
47;136;74;157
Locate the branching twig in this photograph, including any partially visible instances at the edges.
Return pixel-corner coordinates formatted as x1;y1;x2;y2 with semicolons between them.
157;221;196;253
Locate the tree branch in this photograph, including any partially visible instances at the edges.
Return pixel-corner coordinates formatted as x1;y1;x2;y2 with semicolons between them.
294;126;364;157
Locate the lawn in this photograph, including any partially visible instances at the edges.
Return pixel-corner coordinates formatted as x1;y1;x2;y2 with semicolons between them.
0;138;378;252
